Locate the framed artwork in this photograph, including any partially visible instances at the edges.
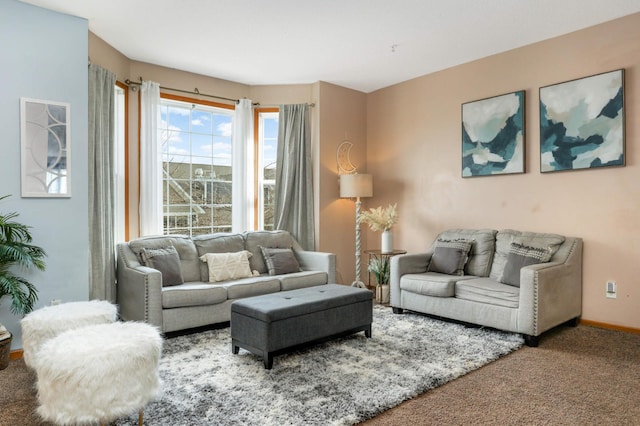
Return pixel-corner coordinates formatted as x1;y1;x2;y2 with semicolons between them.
539;69;624;173
20;98;71;197
462;90;525;177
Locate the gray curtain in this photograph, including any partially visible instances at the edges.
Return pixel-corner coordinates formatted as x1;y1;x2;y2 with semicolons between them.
88;64;117;302
274;104;315;250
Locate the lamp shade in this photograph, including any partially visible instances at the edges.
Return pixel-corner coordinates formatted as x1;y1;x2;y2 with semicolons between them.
340;173;373;198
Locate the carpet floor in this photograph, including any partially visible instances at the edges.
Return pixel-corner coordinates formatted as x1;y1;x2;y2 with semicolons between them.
1;309;639;425
111;306;521;425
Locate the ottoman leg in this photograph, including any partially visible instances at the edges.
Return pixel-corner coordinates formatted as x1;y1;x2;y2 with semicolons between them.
231;340;239;354
264;354;273;370
365;325;372;338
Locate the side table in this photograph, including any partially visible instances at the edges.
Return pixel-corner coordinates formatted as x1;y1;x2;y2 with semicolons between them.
363;249;407;290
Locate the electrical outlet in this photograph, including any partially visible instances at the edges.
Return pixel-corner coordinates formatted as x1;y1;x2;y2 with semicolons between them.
606;281;617;299
50;299;62;306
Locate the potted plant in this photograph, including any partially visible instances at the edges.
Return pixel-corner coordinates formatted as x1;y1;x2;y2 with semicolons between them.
367;256;390;304
358;203;399;253
0;195;46;369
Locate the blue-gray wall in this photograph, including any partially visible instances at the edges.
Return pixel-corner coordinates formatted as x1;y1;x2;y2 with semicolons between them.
0;0;89;349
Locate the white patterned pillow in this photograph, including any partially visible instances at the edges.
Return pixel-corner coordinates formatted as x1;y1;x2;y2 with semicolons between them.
499;242;553;287
199;251;257;283
427;239;472;276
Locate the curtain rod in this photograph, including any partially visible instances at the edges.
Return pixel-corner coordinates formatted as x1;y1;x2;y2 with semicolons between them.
124;78;316;108
124;78;239;104
254;103;315;108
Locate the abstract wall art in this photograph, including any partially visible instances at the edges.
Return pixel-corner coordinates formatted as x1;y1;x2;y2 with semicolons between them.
539;69;624;173
462;90;525;177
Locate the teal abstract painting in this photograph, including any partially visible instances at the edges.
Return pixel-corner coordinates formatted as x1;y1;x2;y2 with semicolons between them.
462;91;525;177
540;69;624;172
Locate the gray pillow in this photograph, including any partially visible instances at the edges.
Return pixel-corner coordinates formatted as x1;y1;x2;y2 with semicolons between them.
140;245;184;287
500;242;552;287
427;239;472;276
259;246;301;276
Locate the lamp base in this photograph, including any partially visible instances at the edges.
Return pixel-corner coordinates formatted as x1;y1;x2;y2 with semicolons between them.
351;280;367;289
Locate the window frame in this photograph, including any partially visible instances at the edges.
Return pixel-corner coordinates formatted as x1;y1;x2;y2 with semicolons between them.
159;93;235;237
114;81;129;243
254;107;279;230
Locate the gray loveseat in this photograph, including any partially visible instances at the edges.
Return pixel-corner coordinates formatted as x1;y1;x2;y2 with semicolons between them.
390;229;582;346
116;230;336;333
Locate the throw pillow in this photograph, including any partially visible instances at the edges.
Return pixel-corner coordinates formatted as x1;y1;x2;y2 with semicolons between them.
427;239;472;276
259;246;302;276
500;242;553;287
140;245;184;287
199;251;255;283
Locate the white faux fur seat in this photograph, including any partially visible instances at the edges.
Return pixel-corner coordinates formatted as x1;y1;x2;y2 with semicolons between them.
21;300;118;368
35;321;163;426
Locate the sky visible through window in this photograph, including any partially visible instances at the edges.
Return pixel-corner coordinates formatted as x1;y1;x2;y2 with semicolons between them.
160;101;233;166
262;116;278;171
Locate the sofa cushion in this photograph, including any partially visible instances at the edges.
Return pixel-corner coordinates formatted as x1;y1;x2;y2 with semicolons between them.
455;277;520;308
199;251;256;283
400;273;475;297
222;276;281;299
436;229;497;277
244;231;302;274
193;233;246;282
500;242;553;287
162;283;227;308
128;235;201;282
427;239;472;276
140;246;184;287
260;246;302;276
279;271;329;291
490;230;565;281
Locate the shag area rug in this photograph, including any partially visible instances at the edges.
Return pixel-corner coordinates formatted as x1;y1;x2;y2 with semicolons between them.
116;306;523;426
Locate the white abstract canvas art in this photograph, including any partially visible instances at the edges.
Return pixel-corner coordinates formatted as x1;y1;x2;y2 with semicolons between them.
462;91;525;177
539;69;624;172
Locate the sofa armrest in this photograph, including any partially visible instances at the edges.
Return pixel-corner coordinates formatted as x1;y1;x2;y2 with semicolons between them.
518;238;583;336
295;250;337;284
390;252;432;307
116;244;163;329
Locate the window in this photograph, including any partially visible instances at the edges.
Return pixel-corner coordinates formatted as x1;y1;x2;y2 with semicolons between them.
255;109;279;230
114;83;127;243
159;95;234;237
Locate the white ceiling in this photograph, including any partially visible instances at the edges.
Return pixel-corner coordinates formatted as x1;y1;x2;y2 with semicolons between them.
20;0;640;93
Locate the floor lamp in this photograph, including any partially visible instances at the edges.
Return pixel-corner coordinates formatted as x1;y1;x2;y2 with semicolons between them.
340;173;373;288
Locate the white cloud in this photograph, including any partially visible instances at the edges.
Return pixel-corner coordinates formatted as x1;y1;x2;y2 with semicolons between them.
167;146;189;155
160;121;183;143
213;142;231;152
191;119;203;126
217;122;232;137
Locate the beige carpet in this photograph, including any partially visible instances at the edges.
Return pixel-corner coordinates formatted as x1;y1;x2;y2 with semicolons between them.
1;323;638;425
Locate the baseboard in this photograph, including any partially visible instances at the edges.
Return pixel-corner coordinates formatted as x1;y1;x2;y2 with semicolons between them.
9;349;23;360
580;319;640;335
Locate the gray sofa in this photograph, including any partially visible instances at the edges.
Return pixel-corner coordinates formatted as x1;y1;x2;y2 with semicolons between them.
390;229;582;346
116;230;336;333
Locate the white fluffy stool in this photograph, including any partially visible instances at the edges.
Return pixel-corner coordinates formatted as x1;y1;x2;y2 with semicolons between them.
34;321;163;426
21;300;118;369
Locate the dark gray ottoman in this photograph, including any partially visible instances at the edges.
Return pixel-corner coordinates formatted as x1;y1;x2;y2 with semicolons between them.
231;284;373;369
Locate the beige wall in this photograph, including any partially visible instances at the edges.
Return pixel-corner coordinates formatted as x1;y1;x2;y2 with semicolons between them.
317;82;368;284
367;13;640;328
90;12;640;328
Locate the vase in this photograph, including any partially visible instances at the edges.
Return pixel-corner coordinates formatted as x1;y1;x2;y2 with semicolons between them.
376;284;390;304
381;230;393;253
0;333;11;371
